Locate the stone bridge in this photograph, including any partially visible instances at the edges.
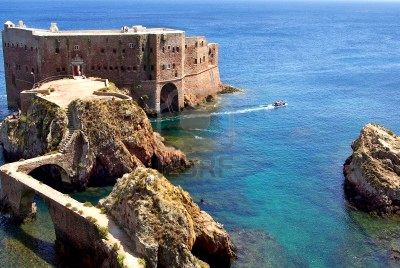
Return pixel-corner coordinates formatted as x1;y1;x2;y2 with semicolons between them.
0;135;143;267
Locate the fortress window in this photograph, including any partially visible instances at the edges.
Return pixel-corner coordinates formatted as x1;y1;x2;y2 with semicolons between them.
195;42;198;47
168;45;171;50
55;47;60;54
115;66;119;70
56;68;60;73
200;58;202;63
101;48;105;53
175;71;178;77
24;45;27;51
122;49;126;53
129;43;134;48
113;49;117;54
121;66;125;71
74;45;79;51
203;56;205;62
133;66;137;71
194;59;197;64
127;67;131;71
104;66;107;70
151;65;154;71
162;65;165;70
185;45;187;49
98;66;101;70
201;41;204;46
172;47;175;52
31;68;35;73
150;48;153;53
172;63;175;69
143;65;146;71
62;67;66;72
176;46;180;52
16;43;19;48
110;66;113;70
162;47;165;53
142;46;145;52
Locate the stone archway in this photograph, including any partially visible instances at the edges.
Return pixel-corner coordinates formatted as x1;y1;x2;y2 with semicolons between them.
160;83;179;113
28;164;72;192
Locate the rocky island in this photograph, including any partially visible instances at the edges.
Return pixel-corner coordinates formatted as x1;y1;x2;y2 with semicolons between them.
0;77;236;267
343;123;400;215
0;20;239;267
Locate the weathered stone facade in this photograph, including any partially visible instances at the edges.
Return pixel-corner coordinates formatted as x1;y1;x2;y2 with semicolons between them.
2;21;222;113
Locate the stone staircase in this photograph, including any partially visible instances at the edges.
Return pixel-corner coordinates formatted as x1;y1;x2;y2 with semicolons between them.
59;109;78;154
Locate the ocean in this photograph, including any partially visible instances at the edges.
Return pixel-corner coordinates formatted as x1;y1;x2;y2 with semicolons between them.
0;0;400;267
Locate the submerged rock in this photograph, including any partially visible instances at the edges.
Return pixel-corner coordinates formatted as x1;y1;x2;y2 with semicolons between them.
100;167;236;268
343;123;400;215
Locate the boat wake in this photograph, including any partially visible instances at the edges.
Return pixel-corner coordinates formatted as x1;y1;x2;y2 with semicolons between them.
151;104;276;122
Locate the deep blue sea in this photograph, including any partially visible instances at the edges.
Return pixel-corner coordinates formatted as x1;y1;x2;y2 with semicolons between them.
1;0;400;267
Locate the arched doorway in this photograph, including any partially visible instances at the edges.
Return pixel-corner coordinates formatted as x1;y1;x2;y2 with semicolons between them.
28;164;72;192
160;83;179;113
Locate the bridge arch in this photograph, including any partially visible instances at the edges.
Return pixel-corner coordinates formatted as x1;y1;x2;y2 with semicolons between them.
28;164;72;192
160;82;180;113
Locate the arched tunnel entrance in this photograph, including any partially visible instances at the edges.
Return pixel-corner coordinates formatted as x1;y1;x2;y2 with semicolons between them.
160;83;179;113
28;164;73;192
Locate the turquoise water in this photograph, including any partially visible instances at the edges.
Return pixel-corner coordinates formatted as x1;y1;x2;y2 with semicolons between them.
1;0;400;267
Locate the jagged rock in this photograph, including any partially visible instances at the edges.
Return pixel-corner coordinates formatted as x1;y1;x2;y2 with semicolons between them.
100;167;236;268
0;96;190;188
343;123;400;215
0;98;67;161
69;99;190;182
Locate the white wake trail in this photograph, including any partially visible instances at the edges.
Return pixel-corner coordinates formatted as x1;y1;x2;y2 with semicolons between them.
151;104;275;122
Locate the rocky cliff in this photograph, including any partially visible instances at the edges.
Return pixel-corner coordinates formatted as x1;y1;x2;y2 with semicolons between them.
100;167;236;268
0;98;67;161
0;96;190;188
68;99;190;184
343;123;400;215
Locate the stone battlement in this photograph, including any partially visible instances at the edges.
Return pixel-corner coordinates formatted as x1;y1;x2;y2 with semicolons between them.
2;21;222;113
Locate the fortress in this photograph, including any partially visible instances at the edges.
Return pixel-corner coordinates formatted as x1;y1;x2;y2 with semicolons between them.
2;21;222;113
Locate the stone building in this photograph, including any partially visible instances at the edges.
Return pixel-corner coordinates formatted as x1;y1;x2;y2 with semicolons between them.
2;21;222;113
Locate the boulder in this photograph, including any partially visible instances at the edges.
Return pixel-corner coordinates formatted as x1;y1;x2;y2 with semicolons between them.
100;167;236;268
343;123;400;215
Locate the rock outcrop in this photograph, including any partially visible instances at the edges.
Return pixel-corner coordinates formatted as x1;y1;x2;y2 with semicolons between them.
343;123;400;215
68;99;190;183
0;98;67;161
100;167;236;268
0;96;190;188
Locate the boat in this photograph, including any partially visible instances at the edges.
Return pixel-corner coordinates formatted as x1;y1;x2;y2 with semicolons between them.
272;100;287;108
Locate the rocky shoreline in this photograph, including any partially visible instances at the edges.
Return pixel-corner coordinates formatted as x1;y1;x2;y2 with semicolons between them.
343;124;400;215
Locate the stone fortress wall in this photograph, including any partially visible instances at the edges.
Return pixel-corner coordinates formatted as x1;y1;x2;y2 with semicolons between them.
2;21;222;113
